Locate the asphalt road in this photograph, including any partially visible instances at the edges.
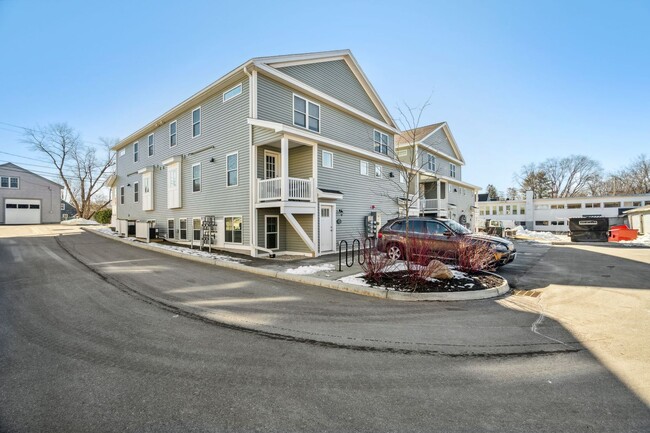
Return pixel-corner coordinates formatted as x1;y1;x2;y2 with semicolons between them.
1;226;649;432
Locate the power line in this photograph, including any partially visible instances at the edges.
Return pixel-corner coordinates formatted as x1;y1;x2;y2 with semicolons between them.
0;120;108;146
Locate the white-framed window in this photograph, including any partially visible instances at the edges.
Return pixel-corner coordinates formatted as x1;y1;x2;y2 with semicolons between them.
192;217;202;241
224;216;243;244
167;219;175;239
360;160;368;176
147;134;154;157
120;186;125;205
60;203;65;210
118;148;126;157
397;149;408;157
133;141;139;162
322;150;333;168
227;152;238;186
142;172;153;211
450;163;456;178
133;182;139;203
427;154;436;171
0;176;19;189
293;94;320;133
399;172;406;184
192;107;201;138
265;215;279;250
169;120;177;147
448;184;452;193
375;165;382;178
223;83;242;102
373;130;389;154
192;163;201;192
179;218;187;240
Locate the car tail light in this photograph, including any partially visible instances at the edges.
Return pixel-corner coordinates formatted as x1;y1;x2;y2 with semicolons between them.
377;232;383;239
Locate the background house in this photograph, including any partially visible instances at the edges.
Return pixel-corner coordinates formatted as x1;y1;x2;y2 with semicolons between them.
0;162;63;225
60;200;76;220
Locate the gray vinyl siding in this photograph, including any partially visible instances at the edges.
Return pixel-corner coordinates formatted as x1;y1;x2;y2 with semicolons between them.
417;150;462;179
252;126;281;145
114;76;251;244
446;186;475;225
257;74;393;155
317;145;401;245
0;164;62;224
276;60;385;121
422;129;458;161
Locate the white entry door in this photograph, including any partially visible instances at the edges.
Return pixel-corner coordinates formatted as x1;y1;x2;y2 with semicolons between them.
5;199;41;224
264;151;279;179
319;204;334;252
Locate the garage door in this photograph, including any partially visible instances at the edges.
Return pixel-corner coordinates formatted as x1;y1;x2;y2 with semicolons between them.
5;199;41;224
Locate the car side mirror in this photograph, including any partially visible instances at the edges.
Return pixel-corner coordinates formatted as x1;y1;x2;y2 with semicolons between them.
443;230;453;237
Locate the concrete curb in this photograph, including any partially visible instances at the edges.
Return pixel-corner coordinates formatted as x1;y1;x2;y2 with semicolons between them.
82;227;509;301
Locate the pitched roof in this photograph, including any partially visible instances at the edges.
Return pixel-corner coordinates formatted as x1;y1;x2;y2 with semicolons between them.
395;122;445;144
0;162;63;188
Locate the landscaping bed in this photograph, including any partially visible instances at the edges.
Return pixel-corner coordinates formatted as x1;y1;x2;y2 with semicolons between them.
362;269;504;293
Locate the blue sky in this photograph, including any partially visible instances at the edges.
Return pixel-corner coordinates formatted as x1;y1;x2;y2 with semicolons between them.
1;0;648;192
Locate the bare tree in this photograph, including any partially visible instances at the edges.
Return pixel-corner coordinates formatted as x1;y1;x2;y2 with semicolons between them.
542;155;602;197
506;187;520;200
485;184;498;200
23;123;117;219
515;163;552;198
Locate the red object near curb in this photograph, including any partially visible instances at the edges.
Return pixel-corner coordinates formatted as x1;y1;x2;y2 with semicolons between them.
608;225;639;242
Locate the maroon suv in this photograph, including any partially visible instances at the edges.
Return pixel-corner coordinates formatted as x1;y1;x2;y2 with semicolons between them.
376;217;516;266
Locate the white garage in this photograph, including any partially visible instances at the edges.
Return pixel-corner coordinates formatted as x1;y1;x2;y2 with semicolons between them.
4;199;42;224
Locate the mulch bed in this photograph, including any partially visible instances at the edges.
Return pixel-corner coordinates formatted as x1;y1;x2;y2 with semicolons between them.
365;270;504;293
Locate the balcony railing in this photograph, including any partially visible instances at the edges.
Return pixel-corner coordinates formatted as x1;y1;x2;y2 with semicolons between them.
258;177;313;202
421;198;446;211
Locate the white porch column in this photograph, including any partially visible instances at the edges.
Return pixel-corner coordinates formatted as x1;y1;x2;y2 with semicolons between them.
281;137;289;201
436;180;441;209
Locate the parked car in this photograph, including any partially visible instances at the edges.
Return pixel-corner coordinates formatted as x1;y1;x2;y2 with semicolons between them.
376;217;516;266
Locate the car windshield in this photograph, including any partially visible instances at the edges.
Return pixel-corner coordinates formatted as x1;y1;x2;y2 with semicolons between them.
445;219;471;234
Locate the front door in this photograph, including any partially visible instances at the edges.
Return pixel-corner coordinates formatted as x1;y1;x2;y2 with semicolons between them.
319;205;334;252
265;151;279;179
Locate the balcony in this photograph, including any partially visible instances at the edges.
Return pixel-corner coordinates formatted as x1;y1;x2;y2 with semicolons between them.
257;177;314;202
421;198;446;211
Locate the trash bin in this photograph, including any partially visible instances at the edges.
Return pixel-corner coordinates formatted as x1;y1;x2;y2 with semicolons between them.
569;217;609;242
608;225;638;242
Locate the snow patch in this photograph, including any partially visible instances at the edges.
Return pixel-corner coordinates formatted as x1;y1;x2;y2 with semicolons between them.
512;226;569;242
61;218;99;226
619;233;650;246
285;263;335;275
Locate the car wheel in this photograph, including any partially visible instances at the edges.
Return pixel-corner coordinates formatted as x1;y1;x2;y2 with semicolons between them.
387;244;403;261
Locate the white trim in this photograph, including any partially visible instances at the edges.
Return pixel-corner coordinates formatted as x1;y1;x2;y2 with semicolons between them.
396;142;464;166
317;189;344;200
322;150;333;168
133;181;139;203
147;133;154;157
0;176;19;189
169;120;177;147
192;217;202;242
166;218;175;240
133;141;139;162
264;214;280;250
162;155;183;166
318;203;336;253
192;106;201;138
224;215;243;244
223;83;243;102
360;160;368;176
179;218;188;240
263;149;280;179
226;151;238;187
191;162;202;193
292;93;320;133
373;129;389;155
375;165;382;178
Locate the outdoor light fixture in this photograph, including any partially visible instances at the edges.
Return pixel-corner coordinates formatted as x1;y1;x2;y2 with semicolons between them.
210;157;215;163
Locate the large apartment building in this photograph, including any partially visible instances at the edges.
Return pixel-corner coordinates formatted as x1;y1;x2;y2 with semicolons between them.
110;50;477;256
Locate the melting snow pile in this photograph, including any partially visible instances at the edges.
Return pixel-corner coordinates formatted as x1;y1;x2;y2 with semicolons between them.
512;226;568;242
619;233;650;247
285;263;335;275
61;218;99;226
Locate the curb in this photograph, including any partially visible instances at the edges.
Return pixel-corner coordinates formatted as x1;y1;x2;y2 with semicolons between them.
81;227;510;301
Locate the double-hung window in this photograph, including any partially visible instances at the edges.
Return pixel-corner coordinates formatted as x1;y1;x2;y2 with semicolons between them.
120;186;125;205
0;176;19;188
133;142;139;162
225;216;242;243
148;134;154;157
169;121;177;147
227;153;238;186
427;154;436;171
360;161;368;176
375;165;382;178
193;218;201;241
450;163;456;178
293;95;320;132
192;107;201;138
322;151;333;168
167;219;175;239
373;130;389;154
133;182;139;203
179;218;187;240
192;163;201;192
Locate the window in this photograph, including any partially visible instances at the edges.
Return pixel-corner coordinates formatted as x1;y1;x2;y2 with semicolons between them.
225;216;242;243
450;163;456;178
293;95;320;132
167;219;175;239
498;205;504;215
192;163;201;192
169;121;177;147
550;204;565;209
479;208;485;216
1;176;19;189
133;182;139;203
120;186;125;205
223;83;242;102
535;204;549;210
426;154;436;171
505;205;511;215
133;142;139;162
375;165;382;178
520;207;525;215
148;134;154;157
360;161;368;176
407;220;426;233
567;203;582;209
265;216;279;250
397;149;408;157
179;218;187;240
426;221;448;235
551;221;565;226
118;148;126;157
322;150;333;168
585;202;601;208
399;172;406;184
603;202;620;208
633;201;642;207
227;153;238;186
60;203;65;211
5;203;16;209
17;204;28;209
193;218;201;241
512;205;518;215
536;221;549;226
492;207;497;215
192;107;201;138
29;204;40;209
373;130;389;154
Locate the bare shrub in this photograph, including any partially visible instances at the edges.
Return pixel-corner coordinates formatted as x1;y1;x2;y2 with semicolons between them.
456;238;497;273
360;244;393;284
